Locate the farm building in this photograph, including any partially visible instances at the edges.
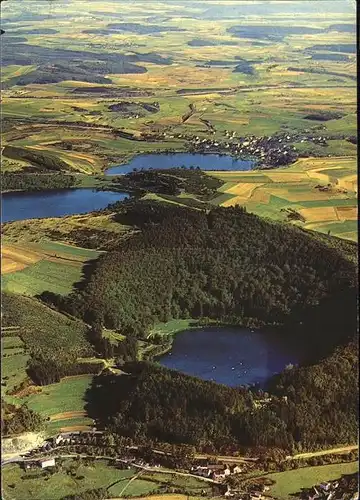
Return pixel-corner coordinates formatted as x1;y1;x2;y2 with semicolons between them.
40;458;56;468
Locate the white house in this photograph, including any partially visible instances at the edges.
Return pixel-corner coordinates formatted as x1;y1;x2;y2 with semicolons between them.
55;435;63;445
40;458;56;468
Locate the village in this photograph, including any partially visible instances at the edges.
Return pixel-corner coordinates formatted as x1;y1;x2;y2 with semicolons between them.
149;127;340;168
4;430;357;500
295;474;359;500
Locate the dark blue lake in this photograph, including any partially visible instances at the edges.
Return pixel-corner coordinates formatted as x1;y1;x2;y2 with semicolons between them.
1;189;129;223
158;327;306;387
106;153;255;175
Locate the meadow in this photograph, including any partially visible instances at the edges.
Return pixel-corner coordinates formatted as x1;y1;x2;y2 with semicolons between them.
2;260;85;296
1;458;211;500
1;239;101;295
2;213;132;249
1;340;30;397
2;292;91;357
1;291;93;414
24;375;93;416
266;462;359;499
1;460;137;500
24;375;94;433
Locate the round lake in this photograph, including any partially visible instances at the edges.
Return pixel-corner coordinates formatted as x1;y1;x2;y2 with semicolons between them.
106;153;256;175
1;189;129;223
158;327;306;387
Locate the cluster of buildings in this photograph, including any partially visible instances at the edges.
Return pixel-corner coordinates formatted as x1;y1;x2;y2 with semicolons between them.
191;463;243;480
298;476;359;500
224;482;272;500
159;129;303;167
188;132;299;167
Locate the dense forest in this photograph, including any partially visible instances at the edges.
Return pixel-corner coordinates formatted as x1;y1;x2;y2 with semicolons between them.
108;167;222;199
2;172;79;191
56;201;357;360
1;399;45;437
85;341;358;453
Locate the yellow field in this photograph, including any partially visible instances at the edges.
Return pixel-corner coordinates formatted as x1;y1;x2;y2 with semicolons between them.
338;174;357;192
226;182;264;197
49;411;87;422
299;207;339;222
1;244;42;274
1;257;27;274
210;156;357;241
265;172;308;183
111;65;234;88
336;206;357;221
291;157;356;172
59;425;93;432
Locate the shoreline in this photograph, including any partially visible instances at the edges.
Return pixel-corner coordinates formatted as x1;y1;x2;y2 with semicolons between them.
142;319;267;362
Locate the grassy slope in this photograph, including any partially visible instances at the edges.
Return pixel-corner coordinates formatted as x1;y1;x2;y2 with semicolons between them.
1;459;211;500
267;462;358;499
1;293;92;409
24;376;93;415
1;239;102;297
1;461;136;500
2;214;131;246
2;260;84;296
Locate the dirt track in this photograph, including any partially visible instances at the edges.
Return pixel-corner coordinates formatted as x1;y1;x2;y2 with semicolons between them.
49;411;87;421
291;445;358;460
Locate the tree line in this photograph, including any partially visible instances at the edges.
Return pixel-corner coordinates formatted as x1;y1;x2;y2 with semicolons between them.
2;172;79;192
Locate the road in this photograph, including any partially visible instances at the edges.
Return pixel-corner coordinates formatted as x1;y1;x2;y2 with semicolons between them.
1;452;220;484
2;442;357;469
194;453;258;463
290;445;358;460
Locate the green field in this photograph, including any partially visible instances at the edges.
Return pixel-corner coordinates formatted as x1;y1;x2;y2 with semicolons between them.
2;336;25;349
29;241;102;260
149;319;195;338
1;459;211;500
1;351;30;396
24;375;93;417
1;260;85;296
141;472;211;493
1;460;137;500
44;416;95;435
267;462;359;499
108;477;159;497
